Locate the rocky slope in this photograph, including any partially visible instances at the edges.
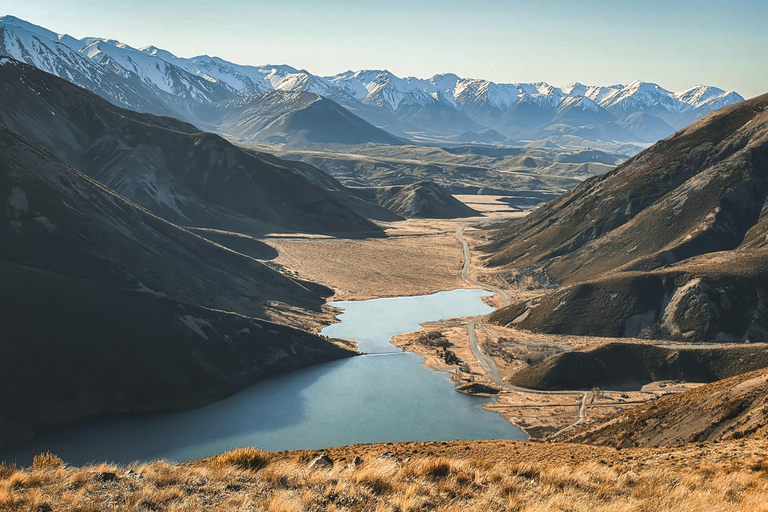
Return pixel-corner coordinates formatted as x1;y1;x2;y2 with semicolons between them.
486;92;768;341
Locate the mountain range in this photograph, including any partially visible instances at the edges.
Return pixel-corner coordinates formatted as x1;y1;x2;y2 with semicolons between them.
0;15;745;148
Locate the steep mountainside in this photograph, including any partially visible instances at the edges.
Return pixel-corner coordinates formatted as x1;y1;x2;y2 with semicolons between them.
351;182;479;218
0;57;381;235
0;124;354;452
561;367;768;447
0;18;184;119
0;16;744;148
486;93;768;341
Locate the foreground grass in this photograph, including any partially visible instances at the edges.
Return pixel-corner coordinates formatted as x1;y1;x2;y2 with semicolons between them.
2;441;768;511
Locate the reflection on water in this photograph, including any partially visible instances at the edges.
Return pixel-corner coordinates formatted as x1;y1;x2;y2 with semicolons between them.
4;289;526;466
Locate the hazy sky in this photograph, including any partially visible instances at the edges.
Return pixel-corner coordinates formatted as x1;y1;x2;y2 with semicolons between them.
7;0;767;98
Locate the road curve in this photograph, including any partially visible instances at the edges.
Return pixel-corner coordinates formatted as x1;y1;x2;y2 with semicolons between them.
549;392;589;438
456;223;511;306
456;222;600;398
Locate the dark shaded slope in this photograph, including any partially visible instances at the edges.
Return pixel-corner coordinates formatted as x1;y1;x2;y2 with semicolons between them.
0;125;356;452
486;93;768;341
0;260;352;454
0;125;324;319
197;91;405;147
0;57;381;235
507;342;768;391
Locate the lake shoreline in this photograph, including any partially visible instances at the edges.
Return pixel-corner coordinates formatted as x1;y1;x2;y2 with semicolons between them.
4;289;523;466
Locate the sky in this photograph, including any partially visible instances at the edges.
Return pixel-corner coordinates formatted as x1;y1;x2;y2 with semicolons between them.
6;0;767;98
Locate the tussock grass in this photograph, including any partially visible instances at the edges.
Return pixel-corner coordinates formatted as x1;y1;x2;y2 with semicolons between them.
1;444;768;511
207;446;272;471
32;453;63;471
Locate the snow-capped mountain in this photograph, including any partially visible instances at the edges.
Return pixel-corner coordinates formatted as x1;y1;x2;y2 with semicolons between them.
0;17;180;117
81;38;236;103
0;15;746;147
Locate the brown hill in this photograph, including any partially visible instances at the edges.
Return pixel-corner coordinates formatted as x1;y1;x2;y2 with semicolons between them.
561;366;768;447
352;182;479;219
506;342;768;391
0;57;380;236
486;92;768;341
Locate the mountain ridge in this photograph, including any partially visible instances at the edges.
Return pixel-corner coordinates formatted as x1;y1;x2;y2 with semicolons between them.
0;57;383;235
485;92;768;341
0;16;745;147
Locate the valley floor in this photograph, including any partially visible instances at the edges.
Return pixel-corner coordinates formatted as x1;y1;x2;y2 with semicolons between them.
262;203;697;438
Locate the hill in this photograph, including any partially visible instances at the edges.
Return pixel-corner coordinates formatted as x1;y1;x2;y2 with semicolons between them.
0;57;381;236
485;92;768;341
0;124;354;452
505;342;768;391
351;182;479;218
196;91;405;147
561;367;768;447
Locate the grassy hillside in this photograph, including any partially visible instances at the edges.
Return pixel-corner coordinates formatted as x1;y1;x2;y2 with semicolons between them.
2;439;768;511
563;367;768;447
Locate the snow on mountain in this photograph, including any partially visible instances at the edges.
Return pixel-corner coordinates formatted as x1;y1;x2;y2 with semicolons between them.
0;15;745;145
80;38;236;102
165;55;274;96
557;95;600;112
562;82;623;104
0;22;98;82
0;20;182;118
454;79;521;110
673;85;744;115
599;80;685;114
0;15;84;51
327;70;436;110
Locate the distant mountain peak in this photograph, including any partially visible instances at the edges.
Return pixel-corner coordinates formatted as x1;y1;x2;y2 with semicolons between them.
0;15;746;146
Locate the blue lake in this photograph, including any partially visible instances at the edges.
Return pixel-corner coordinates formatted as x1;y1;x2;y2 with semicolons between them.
4;288;526;466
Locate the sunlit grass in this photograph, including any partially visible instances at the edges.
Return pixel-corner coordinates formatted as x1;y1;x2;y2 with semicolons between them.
1;444;766;511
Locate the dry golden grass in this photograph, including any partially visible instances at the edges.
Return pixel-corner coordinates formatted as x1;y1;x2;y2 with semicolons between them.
2;441;768;511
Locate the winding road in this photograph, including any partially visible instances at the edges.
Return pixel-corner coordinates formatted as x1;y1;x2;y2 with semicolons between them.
456;224;510;307
455;222;742;437
455;222;593;436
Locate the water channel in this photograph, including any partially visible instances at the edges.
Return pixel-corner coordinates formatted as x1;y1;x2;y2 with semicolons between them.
4;289;526;466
